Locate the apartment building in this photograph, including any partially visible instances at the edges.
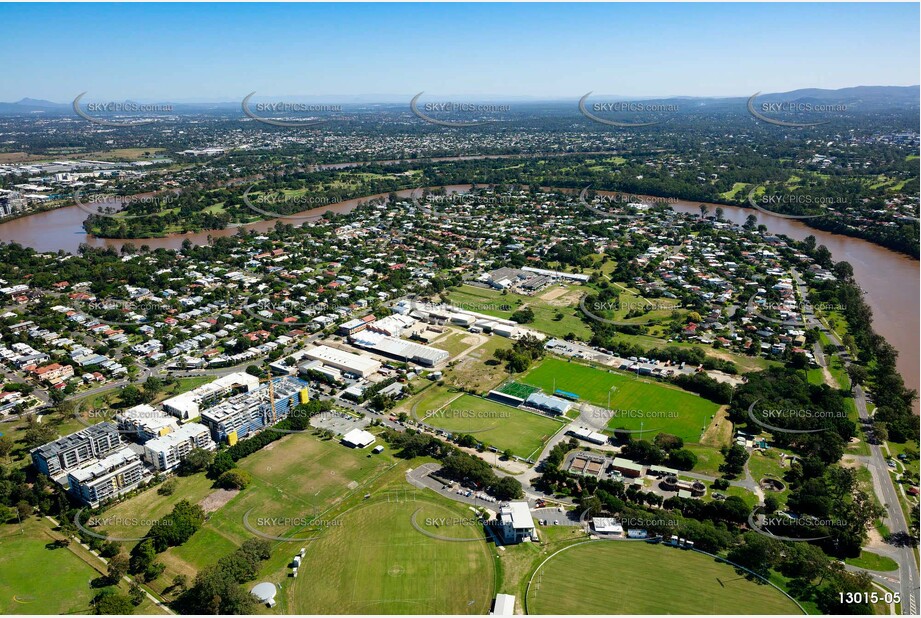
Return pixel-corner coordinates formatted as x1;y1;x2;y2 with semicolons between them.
31;422;123;478
143;422;215;471
201;376;309;443
66;447;145;507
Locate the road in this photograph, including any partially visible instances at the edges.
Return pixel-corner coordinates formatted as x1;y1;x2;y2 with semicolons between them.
793;270;918;614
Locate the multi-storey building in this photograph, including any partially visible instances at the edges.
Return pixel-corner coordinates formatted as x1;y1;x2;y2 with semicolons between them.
31;422;123;478
143;423;215;471
66;447;145;507
201;376;309;443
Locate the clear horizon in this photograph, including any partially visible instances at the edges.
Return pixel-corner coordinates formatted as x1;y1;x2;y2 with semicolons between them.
2;2;918;101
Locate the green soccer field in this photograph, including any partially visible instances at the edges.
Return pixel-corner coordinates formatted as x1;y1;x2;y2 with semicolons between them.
422;393;565;459
526;541;802;614
497;381;540;399
287;497;495;614
521;357;720;443
92;430;395;592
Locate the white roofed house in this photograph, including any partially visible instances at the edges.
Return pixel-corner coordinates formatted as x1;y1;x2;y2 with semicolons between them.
499;501;535;544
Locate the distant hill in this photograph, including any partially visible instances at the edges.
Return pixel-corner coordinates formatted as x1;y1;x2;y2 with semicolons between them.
0;85;917;114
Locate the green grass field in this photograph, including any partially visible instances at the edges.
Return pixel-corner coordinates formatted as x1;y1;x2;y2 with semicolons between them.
287;497;495;614
431;330;481;357
526;541;802;614
421;393;564;459
497;381;539;399
0;520;101;614
443;283;592;340
845;550;899;572
97;430;394;593
88;473;216;542
521;358;720;443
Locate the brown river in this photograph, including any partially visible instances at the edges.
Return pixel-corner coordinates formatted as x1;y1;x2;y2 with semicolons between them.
0;185;916;398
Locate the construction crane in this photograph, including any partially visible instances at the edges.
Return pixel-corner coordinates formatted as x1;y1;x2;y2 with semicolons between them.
257;369;278;425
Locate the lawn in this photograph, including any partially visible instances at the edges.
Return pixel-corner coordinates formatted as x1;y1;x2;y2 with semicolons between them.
0;519;101;614
845;550;898;572
526;541;802;614
109;430;394;593
521;357;720;443
87;473;216;543
287;496;495;614
0;518;165;615
443;283;592;340
421;394;565;460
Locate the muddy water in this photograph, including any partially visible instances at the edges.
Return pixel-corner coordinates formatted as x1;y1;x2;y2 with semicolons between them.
0;185;916;397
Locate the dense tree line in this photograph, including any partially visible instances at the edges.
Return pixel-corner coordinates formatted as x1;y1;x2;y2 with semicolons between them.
174;539;272;614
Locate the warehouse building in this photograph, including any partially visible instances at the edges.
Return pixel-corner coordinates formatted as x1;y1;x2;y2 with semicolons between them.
143;423;215;471
349;331;449;367
592;517;624;536
569;426;609;445
66;446;145;507
31;422;123;478
341;428;376;448
303;345;381;378
611;457;645;478
491;594;516;616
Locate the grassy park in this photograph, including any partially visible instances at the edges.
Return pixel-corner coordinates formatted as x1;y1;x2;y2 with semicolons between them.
521;357;720;443
526;541;802;614
418;392;564;460
287;496;495;614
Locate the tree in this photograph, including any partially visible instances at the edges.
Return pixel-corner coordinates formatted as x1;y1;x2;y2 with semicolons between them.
129;539;156;576
128;583;146;606
0;434;13;460
177;447;213;475
763;495;780;514
654;433;683;451
147;500;205;551
667;448;698;471
100;540;122;558
143;561;165;583
218;469;252;490
93;589;134;615
207;451;236;478
727;532;781;577
15;500;32;521
107;553;129;583
491;476;523;501
510;307;535;324
621;440;665;465
720;444;749;476
23;423;56;448
171;574;189;593
846;364;868;386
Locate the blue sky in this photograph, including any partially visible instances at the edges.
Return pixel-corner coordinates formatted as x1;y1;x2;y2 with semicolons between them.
2;2;918;101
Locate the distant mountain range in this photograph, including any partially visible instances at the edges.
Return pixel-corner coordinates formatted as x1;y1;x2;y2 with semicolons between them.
0;85;917;114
